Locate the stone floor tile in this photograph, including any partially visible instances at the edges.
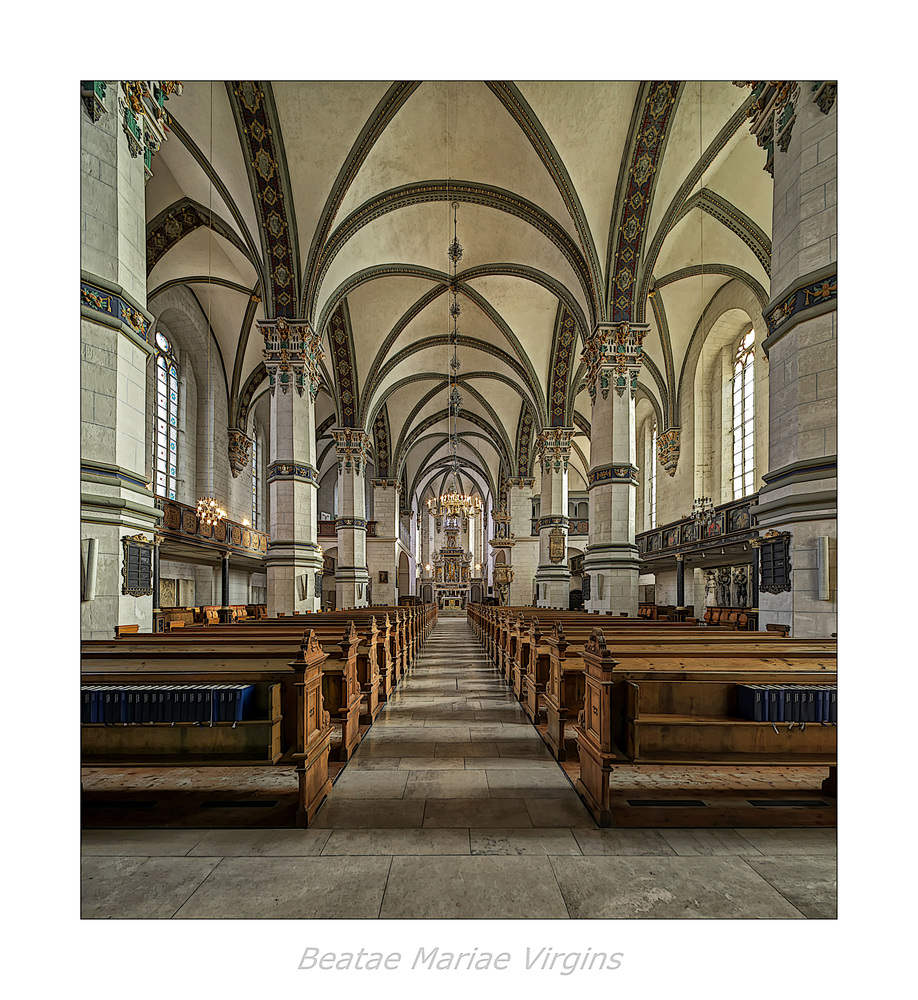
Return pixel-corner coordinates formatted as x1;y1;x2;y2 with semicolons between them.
329;770;409;798
525;794;596;828
732;828;838;855
572;828;677;856
472;756;561;770
404;769;491;798
82;855;222;918
470;828;584;856
81;828;206;856
741;855;837;918
186;828;331;856
423;797;534;828
396;756;467;770
322;828;470;855
659;829;766;856
550;856;806;918
311;798;427;828
379;856;569;918
487;770;573;798
434;741;499;757
172;856;392;919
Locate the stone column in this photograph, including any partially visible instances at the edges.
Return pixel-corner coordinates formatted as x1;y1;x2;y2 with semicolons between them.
333;428;371;609
367;478;399;606
534;428;574;608
507;477;537;606
81;81;161;638
753;82;837;637
581;322;648;615
675;553;685;608
260;318;325;615
218;550;234;622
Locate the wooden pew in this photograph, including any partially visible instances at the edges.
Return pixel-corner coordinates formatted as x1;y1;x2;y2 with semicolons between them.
81;629;334;826
572;627;837;826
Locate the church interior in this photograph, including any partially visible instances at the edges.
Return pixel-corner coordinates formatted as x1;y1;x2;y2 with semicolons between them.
78;78;840;930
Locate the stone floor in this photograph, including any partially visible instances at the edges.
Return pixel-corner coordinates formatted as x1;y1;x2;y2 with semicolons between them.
81;617;836;919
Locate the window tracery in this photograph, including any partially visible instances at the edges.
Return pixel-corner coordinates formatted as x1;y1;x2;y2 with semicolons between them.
152;331;179;500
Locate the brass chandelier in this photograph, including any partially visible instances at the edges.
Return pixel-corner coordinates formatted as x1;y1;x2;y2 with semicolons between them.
426;200;482;521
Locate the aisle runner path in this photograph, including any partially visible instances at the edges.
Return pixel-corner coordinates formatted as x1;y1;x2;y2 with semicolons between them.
81;617;836;919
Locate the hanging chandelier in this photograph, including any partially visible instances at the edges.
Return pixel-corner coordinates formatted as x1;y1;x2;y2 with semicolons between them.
197;496;227;527
684;496;716;528
426;200;482;521
195;83;227;534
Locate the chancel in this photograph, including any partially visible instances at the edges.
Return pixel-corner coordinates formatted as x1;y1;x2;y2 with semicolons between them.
80;79;837;920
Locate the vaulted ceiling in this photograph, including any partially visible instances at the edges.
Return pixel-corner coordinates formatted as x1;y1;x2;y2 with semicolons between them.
145;81;771;511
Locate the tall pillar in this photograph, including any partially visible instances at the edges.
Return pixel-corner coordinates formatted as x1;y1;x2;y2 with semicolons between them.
218;550;233;622
581;322;648;615
750;82;837;637
261;318;325;615
367;478;399;606
675;553;685;608
507;477;537;606
534;429;574;608
333;428;371;608
81;81;164;638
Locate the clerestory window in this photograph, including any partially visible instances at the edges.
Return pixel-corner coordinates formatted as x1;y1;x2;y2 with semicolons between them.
731;329;755;499
152;331;179;500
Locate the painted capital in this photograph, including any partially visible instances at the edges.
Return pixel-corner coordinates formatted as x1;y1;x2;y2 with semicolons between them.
332;428;371;475
581;322;649;401
536;428;575;474
259;318;325;398
370;478;400;490
657;427;680;476
507;477;535;490
734;81;801;175
118;81;183;180
228;428;252;477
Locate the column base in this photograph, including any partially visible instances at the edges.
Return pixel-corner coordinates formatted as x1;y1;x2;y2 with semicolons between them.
336;567;371;609
266;544;323;615
534;565;571;609
583;545;640;616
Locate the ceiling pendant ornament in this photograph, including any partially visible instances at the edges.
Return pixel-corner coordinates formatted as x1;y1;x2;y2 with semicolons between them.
426;200;482;522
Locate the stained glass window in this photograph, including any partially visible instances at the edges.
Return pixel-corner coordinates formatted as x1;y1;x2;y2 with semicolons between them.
152;331;179;501
731;330;755;499
650;421;657;529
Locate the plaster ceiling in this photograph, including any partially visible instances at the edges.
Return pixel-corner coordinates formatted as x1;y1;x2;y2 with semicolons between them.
146;80;772;508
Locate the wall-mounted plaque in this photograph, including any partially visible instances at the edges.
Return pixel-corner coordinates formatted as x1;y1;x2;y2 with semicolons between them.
760;531;791;594
121;534;153;596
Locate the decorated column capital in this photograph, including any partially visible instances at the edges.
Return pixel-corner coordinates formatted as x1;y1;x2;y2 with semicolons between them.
259;318;325;398
228;428;252;478
332;428;371;475
536;428;575;474
581;322;649;402
657;427;681;477
118;81;183;180
370;478;400;490
507;477;535;490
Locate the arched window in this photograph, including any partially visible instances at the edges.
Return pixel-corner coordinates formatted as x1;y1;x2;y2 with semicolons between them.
152;331;179;500
650;421;658;529
731;329;755;499
251;434;260;529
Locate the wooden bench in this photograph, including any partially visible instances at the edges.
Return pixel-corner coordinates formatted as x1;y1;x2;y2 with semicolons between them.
572;627;837;826
81;629;334;826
